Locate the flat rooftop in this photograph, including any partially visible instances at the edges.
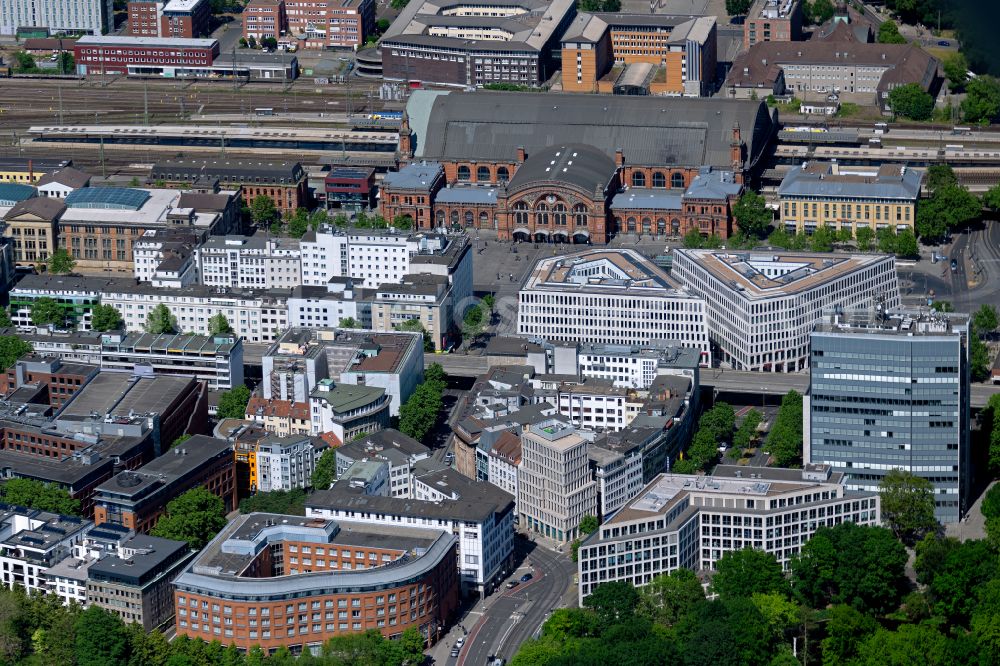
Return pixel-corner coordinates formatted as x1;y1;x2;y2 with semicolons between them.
523;249;690;296
59;373;194;422
815;309;968;337
675;249;893;299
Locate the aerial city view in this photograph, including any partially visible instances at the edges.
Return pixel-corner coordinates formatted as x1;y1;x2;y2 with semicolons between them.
0;0;999;663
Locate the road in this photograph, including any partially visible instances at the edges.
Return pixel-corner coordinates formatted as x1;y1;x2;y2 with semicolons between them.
456;538;575;666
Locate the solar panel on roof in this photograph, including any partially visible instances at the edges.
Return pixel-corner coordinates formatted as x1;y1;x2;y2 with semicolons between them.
65;187;151;211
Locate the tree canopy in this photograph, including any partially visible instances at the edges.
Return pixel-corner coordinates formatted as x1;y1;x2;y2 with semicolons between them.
733;190;772;238
962;75;1000;124
399;367;447;443
311;447;337;490
766;390;803;466
239;488;307;516
250;195;279;229
150;487;227;550
973;304;998;336
0;336;32;370
711;549;790;600
0;479;80;515
46;248;76;275
725;0;752;15
89;304;123;332
877;20;907;44
879;468;938;545
888;83;934;121
30;298;64;328
208;313;233;336
146;303;177;334
216;384;251;420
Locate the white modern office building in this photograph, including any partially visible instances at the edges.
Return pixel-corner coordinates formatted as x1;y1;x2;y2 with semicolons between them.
300;228;471;301
576;464;881;603
672;249;900;372
254;434;320;492
0;0;114;36
196;235;301;290
517;250;710;362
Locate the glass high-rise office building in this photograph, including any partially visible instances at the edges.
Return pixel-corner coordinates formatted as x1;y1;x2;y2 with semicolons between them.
808;308;970;523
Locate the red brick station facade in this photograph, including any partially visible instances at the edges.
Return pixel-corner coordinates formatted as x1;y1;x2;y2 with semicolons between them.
380;118;746;243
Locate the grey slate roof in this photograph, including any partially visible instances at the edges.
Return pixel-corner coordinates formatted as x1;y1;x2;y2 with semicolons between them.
434;187;498;205
381;161;443;191
611;189;683;212
408;91;775;171
684;167;743;199
509;144;615;193
778;163;922;200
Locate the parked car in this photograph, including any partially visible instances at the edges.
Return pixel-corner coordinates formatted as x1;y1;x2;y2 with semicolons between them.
951;259;958;272
937;40;951;46
520;573;533;583
456;637;465;648
506;580;519;589
451;646;460;658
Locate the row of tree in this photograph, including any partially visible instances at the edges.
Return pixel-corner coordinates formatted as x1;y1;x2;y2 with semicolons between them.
0;582;425;666
766;390;803;467
398;363;447;442
889;75;1000;124
0;478;80;515
673;402;735;474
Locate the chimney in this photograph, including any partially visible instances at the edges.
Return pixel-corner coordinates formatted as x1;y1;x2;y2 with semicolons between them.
28;160;33;183
516;146;526;163
614;148;624;167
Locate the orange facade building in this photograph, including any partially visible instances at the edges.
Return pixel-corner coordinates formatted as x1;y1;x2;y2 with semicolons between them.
172;513;459;653
561;13;717;96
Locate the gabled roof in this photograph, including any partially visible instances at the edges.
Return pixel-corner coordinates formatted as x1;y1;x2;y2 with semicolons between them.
509;144;615;194
36;166;91;190
4;196;65;222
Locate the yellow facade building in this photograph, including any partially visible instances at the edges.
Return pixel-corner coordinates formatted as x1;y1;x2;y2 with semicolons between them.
778;162;921;237
0;158;72;184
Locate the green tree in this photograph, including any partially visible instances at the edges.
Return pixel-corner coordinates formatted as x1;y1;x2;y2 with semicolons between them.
150;487;226;550
312;447;337;490
791;522;908;615
216;384;251;419
712;548;789;600
390;0;409;8
725;0;753;14
970;334;991;382
145;303;177;334
250;195;279;229
89;303;123;332
169;434;191;450
125;623;172;666
962;75;1000;124
462;304;485;344
877;19;908;44
810;223;835;252
399;379;444;442
14;51;37;73
308;209;328;231
31;297;64;328
481;293;496;322
733;408;762;451
804;0;835;25
0;308;11;328
583;581;641;625
984;183;1000;212
57;51;75;75
261;36;278;50
0;335;32;369
579;515;599;534
239;488;307;515
75;606;129;666
46;247;76;275
926;164;959;193
376;18;391;33
682;228;706;248
973;303;999;336
766;390;803;467
854;225;873;251
208;313;233;335
921;538;995;623
888;83;934;120
396;317;435;352
820;604;878;666
894;228;919;258
943;52;970;91
854;623;953;666
246;35;257;49
879;468;937;545
675;597;775;666
0;478;80;515
638;568;705;626
733;190;772;238
931;300;954;313
338;316;358;328
877;226;898;254
287;208;310;238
